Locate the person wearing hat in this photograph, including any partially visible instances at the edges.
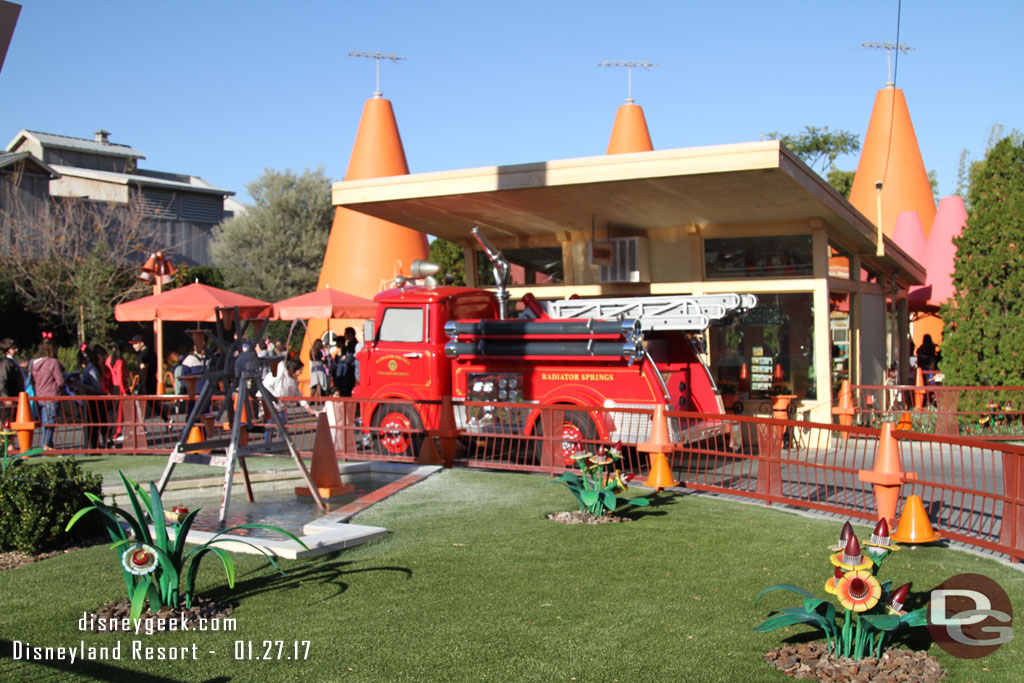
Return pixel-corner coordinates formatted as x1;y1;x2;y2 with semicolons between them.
130;334;157;396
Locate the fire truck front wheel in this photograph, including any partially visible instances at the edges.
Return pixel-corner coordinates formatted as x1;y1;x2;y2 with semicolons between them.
371;403;424;458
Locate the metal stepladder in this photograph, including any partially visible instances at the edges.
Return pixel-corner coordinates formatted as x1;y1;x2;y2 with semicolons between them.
156;307;326;526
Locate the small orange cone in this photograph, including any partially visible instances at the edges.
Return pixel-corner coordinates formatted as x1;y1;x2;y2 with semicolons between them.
186;424;208;454
606;102;654;154
895;412;914;431
832;380;855;438
638;404;679;490
913;367;925;409
738;363;750;392
643;451;679;490
296;412;354;499
773;364;784;382
10;391;37;452
891;494;941;543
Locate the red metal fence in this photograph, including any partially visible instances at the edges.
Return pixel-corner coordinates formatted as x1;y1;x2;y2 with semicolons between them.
849;383;1024;440
3;393;1022;563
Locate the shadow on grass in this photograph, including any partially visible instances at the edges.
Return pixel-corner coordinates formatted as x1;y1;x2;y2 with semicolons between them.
1;639;228;683
209;557;412;606
623;491;683;520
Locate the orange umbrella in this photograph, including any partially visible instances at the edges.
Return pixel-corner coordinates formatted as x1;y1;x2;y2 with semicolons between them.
271;287;377;321
115;283;272;322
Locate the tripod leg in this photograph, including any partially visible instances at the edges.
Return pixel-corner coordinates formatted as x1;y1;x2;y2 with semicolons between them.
255;379;327;511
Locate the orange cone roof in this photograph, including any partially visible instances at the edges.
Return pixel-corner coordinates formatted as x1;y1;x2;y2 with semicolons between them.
303;96;429;368
849;87;936;239
606;103;653;154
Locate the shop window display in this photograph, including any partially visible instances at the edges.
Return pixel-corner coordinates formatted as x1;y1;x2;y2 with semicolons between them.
709;292;816;401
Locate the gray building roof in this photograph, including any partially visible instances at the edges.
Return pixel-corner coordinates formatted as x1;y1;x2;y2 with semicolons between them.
6;129;145;159
0;151;60;178
50;164;233;196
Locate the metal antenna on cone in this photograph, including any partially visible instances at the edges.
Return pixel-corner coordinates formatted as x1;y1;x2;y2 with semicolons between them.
349;50;406;98
598;60;658;104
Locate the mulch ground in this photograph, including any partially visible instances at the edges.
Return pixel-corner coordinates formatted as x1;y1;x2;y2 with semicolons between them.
546;510;631;524
0;537;107;571
764;642;945;681
82;596;234;630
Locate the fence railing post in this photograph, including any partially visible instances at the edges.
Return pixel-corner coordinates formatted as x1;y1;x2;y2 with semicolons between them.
999;450;1024;563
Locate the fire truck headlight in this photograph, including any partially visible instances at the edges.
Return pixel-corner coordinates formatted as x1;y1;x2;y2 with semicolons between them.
498;390;508;400
472;381;483;392
484;382;494;393
509;378;519;388
499;378;508;389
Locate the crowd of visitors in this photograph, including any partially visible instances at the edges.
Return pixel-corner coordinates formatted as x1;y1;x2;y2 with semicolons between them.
0;327;364;451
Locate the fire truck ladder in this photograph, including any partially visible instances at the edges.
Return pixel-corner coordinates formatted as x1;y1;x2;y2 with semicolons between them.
545;293;757;332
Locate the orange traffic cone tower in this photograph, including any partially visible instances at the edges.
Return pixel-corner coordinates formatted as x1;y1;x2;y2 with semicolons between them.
639;404;679;490
832;380;855;439
849;86;937;240
296;412;354;499
891;494;942;544
858;423;917;528
302;89;429;375
10;392;37;452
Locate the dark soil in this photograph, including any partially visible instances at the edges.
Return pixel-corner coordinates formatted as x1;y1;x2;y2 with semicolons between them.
763;642;945;681
82;596;234;631
546;510;631;524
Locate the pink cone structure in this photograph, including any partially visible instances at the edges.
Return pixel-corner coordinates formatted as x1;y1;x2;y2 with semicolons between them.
924;196;967;305
891;211;927;264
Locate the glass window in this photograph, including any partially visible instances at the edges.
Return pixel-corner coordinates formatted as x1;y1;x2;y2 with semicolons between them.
708;292;816;400
378;307;424;343
705;235;813;279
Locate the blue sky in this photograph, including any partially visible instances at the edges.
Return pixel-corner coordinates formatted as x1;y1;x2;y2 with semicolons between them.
2;1;1021;208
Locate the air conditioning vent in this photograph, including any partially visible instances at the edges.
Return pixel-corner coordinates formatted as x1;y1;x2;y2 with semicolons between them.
595;236;650;283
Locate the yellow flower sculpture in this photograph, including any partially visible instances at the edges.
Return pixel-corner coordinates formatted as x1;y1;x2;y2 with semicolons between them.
835;570;881;612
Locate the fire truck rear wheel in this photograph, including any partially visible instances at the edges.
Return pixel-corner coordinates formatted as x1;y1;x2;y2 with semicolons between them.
531;409;599;464
371;403;424;458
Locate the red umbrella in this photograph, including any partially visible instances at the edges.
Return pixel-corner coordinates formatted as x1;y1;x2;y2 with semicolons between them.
271;287;377;320
115;283;272;322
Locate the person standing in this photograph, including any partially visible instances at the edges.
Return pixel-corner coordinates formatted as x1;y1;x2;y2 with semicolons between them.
0;338;24;424
79;345;109;450
336;327;359;397
30;340;65;450
308;338;329;397
105;345;127;441
130;334;157;395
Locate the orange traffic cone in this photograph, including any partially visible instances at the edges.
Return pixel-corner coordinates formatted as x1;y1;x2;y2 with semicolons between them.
186;424;208;454
895;412;913;431
891;494;942;543
643;452;679;490
10;391;37;452
296;412;354;499
913;367;925;409
606;102;654;154
738;363;750;392
858;423;917;528
773;364;784;382
832;380;854;439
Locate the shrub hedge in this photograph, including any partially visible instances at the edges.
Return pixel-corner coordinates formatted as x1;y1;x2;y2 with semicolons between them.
0;458;104;553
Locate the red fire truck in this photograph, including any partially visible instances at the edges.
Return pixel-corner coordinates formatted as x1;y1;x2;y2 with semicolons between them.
354;229;755;458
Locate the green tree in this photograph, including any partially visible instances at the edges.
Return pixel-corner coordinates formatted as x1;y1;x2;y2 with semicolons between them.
940;136;1024;386
766;125;861;174
211;168;332;301
428;237;466;285
0;195;151;344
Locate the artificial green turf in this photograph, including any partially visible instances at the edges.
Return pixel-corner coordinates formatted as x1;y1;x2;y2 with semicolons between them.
23;454;305;488
1;469;1021;681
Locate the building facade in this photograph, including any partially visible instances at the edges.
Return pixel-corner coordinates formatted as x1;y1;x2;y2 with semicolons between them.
5;129;233;265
